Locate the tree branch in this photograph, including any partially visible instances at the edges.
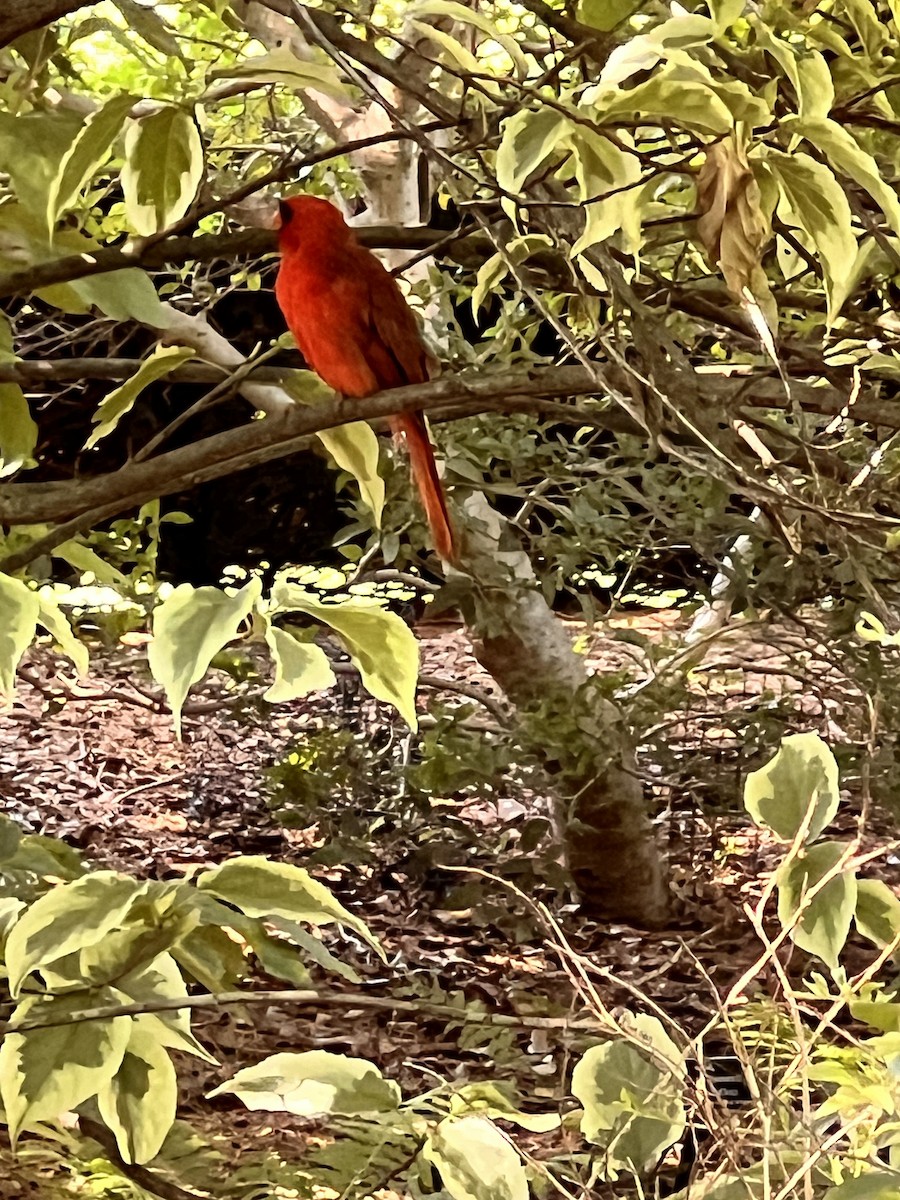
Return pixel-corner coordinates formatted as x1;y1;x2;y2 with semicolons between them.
0;359;881;576
0;0;88;48
76;1117;203;1200
0;368;612;531
515;0;614;62
254;0;459;122
0;223;474;299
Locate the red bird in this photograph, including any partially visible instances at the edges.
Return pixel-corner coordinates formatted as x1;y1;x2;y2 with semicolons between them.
274;194;456;563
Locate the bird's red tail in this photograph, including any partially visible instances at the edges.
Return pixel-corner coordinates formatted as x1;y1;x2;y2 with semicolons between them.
390;412;456;563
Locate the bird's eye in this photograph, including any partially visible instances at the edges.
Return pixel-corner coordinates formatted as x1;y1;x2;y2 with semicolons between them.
278;200;293;226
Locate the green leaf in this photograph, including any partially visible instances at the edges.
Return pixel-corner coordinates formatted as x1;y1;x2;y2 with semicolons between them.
593;67;736;134
757;30;833;120
790;117;900;239
776;841;857;970
86;344;194;450
825;1173;900;1200
222;46;349;98
114;952;217;1064
263;623;336;703
413;0;527;75
472;252;507;318
0;110;83;213
239;918;312;987
268;919;358;983
707;0;746;30
423;1116;528;1200
0;307;35;481
148;578;261;737
97;1018;177;1164
599;14;715;86
765;151;856;323
855;879;900;948
408;21;480;73
35;590;89;677
849;996;900;1032
54;539;128;585
317;422;385;526
208;1050;400;1115
0;898;25;951
111;0;183;59
197;855;382;956
562;127;642;253
0;814;22;861
122;106;203;235
6;833;84;880
46;93;135;232
4;871;141;995
0;993;131;1145
449;1082;560;1132
73;268;170;328
577;0;641;32
0;574;39;700
744;732;840;843
272;586;419;728
496;107;567;201
0;202;168;327
571;1014;685;1173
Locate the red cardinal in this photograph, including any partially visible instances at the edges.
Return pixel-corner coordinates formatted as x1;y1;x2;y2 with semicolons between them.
274;194;456;562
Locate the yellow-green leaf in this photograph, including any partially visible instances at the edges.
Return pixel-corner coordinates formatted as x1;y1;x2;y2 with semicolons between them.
36;589;89;677
0;996;131;1146
765;150;856;323
412;0;527;75
790;116;900;238
423;1117;528;1200
0;574;39;700
46;93;135;232
86;344;194;450
97;1018;177;1164
148;578;261;737
222;46;348;98
744;732;841;844
777;841;857;970
263;623;336;703
121;106;203;236
272;585;419;728
317;422;385;526
0;384;36;478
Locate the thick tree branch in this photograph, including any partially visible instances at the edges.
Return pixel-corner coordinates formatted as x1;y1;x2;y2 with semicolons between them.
0;0;89;48
0;362;883;573
0;369;614;531
0;224;472;300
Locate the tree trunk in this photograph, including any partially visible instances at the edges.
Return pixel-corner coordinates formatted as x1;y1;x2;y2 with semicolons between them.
457;498;670;926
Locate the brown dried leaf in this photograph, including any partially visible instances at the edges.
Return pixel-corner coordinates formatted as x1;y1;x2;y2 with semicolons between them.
696;139;776;329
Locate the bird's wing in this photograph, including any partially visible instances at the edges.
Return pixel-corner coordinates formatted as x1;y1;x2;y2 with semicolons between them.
345;250;435;390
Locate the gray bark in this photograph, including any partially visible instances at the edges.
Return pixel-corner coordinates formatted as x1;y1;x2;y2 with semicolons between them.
458;498;670;927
